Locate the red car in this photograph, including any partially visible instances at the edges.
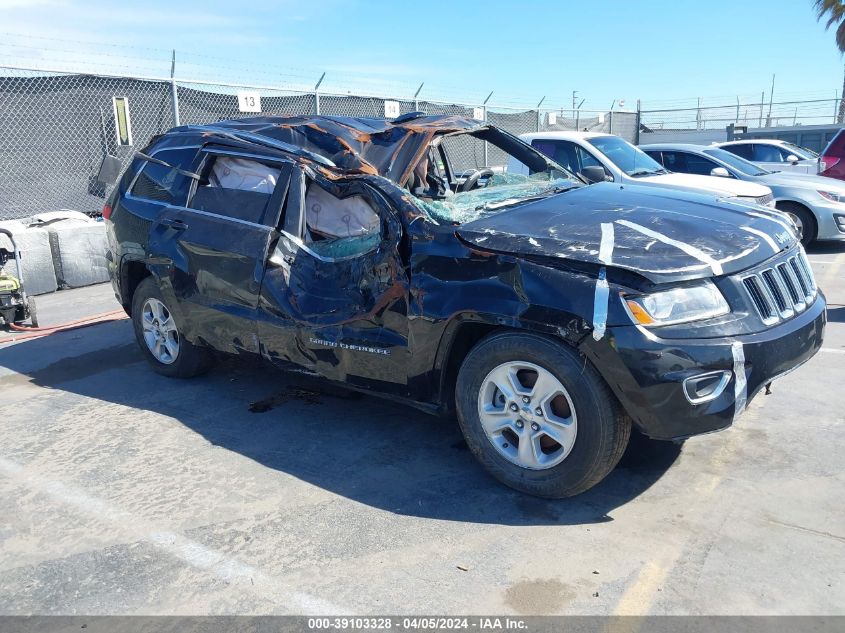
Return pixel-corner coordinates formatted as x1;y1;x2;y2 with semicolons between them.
821;129;845;181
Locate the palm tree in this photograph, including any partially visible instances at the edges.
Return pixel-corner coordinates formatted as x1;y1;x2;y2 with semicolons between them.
815;0;845;122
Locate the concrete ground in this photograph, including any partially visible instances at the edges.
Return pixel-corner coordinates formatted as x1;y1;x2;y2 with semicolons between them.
0;246;843;616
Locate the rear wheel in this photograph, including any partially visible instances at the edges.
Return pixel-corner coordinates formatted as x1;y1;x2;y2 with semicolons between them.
455;331;631;498
776;201;816;246
131;277;212;378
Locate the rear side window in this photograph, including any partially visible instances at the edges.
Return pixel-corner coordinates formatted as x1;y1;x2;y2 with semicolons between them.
752;144;787;162
531;140;578;171
129;147;198;205
725;144;753;160
662;151;719;175
189;154;289;226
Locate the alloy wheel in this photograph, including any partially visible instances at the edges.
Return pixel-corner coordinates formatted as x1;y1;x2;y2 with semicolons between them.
477;361;578;470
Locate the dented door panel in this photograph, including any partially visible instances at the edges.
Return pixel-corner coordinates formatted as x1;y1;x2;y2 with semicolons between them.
257;171;411;390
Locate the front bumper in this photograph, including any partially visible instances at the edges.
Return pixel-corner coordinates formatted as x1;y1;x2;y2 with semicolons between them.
579;292;826;440
807;199;845;241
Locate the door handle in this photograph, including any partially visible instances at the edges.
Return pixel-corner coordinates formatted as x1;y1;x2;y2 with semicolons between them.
160;218;188;231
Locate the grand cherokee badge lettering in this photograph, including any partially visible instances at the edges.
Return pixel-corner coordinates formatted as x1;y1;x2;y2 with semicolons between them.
309;337;391;356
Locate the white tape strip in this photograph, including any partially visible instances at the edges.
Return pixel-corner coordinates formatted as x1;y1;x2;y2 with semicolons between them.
616;220;723;275
731;341;747;421
592;267;609;341
599;222;614;265
745;210;798;239
741;226;779;253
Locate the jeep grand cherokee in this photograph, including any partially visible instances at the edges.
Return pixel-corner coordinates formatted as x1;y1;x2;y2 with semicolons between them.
104;114;825;498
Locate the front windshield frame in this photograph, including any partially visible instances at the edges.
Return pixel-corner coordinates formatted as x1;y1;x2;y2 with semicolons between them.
702;147;771;176
410;128;584;226
586;135;666;177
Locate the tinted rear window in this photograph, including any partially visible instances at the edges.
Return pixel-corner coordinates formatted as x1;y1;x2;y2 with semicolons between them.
129;147;198;206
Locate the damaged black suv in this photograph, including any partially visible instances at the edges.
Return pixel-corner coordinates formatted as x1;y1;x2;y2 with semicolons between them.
105;114;826;498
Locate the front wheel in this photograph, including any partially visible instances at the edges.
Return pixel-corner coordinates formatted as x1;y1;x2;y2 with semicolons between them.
776;202;816;246
455;332;630;498
131;277;212;378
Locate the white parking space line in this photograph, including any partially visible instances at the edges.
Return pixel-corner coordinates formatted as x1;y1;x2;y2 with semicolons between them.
0;456;350;615
820;348;845;355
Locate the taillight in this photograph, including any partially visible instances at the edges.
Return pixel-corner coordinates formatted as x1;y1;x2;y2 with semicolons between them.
821;156;840;172
102;204;113;221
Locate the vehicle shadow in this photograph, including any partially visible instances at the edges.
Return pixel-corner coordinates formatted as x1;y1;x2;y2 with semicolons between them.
806;241;845;255
0;321;682;527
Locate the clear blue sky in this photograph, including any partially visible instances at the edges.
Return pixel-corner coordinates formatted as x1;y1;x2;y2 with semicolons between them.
1;0;842;110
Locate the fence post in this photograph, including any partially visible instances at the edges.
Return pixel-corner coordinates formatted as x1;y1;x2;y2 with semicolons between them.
413;82;424;111
536;96;545;132
314;72;325;115
635;99;641;145
835;91;839;124
170;50;180;127
759;92;764;128
483;91;493;167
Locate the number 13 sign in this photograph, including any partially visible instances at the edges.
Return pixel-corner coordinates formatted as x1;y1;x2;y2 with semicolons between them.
237;91;262;113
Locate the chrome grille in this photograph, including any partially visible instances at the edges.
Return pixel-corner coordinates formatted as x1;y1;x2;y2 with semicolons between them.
756;193;774;206
740;249;817;325
738;193;775;207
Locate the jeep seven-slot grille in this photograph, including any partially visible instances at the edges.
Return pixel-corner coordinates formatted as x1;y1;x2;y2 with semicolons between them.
740;249;817;324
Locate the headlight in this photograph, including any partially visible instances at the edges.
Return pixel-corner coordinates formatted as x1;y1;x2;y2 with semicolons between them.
623;281;730;327
819;190;845;203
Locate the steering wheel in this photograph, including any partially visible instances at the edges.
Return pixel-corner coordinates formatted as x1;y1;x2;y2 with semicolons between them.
459;168;494;193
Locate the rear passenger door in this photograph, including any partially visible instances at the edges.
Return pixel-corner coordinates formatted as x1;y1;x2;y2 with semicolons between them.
148;148;291;355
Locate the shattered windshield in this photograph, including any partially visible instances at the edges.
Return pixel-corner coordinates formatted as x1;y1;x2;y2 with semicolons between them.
418;171;578;224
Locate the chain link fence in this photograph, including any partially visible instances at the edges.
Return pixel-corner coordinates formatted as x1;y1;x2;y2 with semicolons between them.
0;66;639;220
641;99;841;132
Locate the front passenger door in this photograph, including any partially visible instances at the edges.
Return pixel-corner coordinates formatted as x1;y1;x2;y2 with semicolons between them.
258;168;411;393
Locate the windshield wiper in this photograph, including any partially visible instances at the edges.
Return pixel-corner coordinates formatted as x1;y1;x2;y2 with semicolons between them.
628;168;664;177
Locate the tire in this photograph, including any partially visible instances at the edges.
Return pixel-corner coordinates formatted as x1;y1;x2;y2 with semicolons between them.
455;331;631;498
131;277;213;378
776;202;816;246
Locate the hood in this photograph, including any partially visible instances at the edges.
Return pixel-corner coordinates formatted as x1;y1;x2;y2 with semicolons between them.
637;172;771;197
456;182;797;284
759;170;845;191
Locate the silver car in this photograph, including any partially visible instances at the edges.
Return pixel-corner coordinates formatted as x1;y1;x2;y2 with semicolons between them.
642;143;845;245
716;139;821;175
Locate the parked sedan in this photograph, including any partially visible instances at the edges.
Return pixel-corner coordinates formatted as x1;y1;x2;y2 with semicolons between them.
717;139;821;175
512;131;775;206
642;143;845;245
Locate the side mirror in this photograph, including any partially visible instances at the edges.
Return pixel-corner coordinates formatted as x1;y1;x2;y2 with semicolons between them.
581;166;610;184
786;154;799;165
710;166;731;178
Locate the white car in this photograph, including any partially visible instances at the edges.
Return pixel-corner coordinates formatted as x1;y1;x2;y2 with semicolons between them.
511;131;775;207
716;139;821;175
